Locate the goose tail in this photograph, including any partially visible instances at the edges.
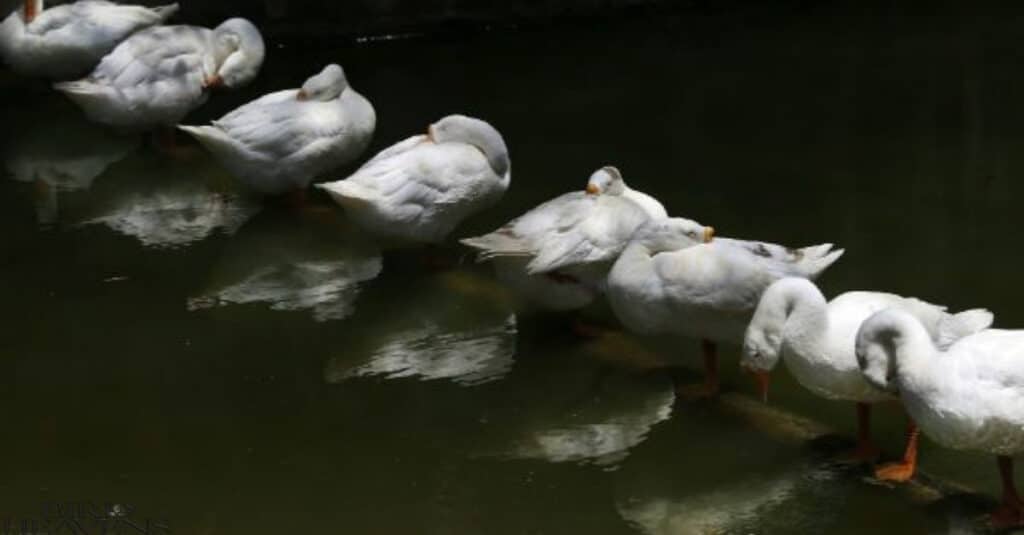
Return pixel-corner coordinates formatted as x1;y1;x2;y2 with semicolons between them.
936;308;994;349
460;231;532;263
316;180;377;209
53;80;114;112
178;125;233;154
152;3;180;20
797;244;845;279
54;79;100;96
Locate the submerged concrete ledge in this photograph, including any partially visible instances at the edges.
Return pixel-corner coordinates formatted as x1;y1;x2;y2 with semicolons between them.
580;326;999;532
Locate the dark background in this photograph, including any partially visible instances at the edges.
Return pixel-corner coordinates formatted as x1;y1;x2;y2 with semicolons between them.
8;1;1018;37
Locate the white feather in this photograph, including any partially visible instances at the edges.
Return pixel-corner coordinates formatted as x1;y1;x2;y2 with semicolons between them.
857;310;1024;457
0;0;177;79
54;18;263;129
180;79;375;194
318;124;510;243
607;226;844;344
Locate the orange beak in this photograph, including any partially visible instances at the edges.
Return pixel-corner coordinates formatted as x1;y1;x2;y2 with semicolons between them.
426;125;437;143
585;183;600;195
703;226;715;243
746;368;770;403
203;75;224;90
296;89;309;101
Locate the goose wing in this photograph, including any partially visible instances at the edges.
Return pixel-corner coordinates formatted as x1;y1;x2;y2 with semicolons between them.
89;24;208;87
654;238;843;314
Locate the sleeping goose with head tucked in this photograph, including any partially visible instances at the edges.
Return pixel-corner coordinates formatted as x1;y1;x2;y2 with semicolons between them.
317;114;510;244
179;64;375;196
460;166;667;311
0;0;178;80
54;17;264;130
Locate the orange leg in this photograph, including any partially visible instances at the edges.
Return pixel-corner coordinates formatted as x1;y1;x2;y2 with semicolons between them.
570;319;606;339
671;340;720;400
151;127;198;159
24;0;38;23
33;177;57;226
702;339;720;396
991;456;1024;529
286;187;308;209
843;403;880;461
419;245;455;271
746;369;770;403
874;419;919;482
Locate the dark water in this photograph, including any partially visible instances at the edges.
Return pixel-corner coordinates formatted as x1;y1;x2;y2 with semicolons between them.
2;7;1024;534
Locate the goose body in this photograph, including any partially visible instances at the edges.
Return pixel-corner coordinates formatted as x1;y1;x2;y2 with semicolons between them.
0;0;178;79
461;166;667;310
858;310;1024;457
54;17;264;129
606;220;842;395
180;64;376;195
317;115;510;244
857;309;1024;526
608;230;843;343
742;278;992;481
744;277;993;403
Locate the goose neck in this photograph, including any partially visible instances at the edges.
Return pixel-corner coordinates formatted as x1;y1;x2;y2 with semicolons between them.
779;282;829;360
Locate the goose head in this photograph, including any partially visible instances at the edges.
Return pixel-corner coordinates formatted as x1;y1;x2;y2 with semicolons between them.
427;115;509;178
297;64;348;101
585;166;626;196
629;217;714;254
855;308;934;395
742;321;784;376
204;18;265;90
741;278;818;401
855;309;908;394
742;277;820;374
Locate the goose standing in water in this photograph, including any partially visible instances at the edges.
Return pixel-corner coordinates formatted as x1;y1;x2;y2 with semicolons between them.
317;114;509;244
54;17;264;130
179;64;375;196
857;309;1024;528
0;0;178;79
461;166;668;311
607;220;842;397
742;277;992;480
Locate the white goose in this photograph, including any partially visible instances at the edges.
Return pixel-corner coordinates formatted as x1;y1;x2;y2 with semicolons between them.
742;277;992;480
857;309;1024;528
54;17;264;129
316;114;510;244
0;0;178;79
460;166;668;310
607;220;843;397
179;64;376;196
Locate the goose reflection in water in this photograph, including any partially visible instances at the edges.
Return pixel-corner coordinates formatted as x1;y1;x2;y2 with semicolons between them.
493;371;674;468
616;462;840;535
187;212;382;322
77;149;261;248
325;271;517;387
0;92;138;224
439;319;682;467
